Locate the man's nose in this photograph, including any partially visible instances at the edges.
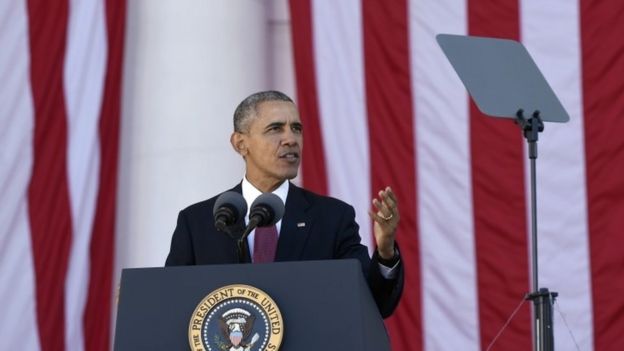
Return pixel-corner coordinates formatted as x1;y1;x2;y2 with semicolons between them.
281;128;299;145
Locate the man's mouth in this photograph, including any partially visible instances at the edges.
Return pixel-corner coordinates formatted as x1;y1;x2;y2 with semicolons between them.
279;151;300;161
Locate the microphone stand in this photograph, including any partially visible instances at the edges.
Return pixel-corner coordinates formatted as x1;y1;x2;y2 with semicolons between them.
516;109;557;351
237;218;261;263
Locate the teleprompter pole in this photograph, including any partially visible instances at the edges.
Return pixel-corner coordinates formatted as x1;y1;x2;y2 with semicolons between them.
516;109;557;351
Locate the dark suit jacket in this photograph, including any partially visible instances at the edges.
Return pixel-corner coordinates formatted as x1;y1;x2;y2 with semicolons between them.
165;183;403;317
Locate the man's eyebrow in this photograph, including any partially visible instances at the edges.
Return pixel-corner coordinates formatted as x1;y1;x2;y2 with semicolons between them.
264;121;286;130
263;121;303;131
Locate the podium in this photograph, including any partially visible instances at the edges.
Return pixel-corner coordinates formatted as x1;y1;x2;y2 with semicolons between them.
114;259;390;351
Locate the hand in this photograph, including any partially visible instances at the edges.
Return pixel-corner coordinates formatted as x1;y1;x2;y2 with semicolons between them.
368;186;399;260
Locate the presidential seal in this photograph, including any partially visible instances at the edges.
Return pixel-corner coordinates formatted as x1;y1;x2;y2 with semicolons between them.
189;284;283;351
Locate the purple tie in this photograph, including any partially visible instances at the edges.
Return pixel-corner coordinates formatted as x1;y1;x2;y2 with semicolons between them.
253;225;278;263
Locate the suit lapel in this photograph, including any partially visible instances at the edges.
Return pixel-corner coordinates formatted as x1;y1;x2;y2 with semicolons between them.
275;184;312;261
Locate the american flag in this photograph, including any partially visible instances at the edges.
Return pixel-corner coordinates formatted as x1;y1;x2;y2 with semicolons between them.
0;0;124;350
290;1;623;351
2;0;623;350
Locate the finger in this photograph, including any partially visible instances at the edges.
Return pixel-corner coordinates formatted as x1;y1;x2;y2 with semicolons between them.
372;198;391;218
380;193;396;211
369;206;394;222
372;198;380;211
368;209;387;224
386;186;398;203
381;197;399;219
376;188;394;208
381;187;398;208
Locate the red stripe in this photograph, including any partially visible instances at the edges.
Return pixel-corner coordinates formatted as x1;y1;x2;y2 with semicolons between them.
361;1;421;350
26;0;72;349
82;0;126;350
467;1;532;350
580;1;624;349
288;0;328;194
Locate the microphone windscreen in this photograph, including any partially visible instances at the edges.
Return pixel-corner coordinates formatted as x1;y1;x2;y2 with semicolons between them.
250;193;285;226
213;191;247;223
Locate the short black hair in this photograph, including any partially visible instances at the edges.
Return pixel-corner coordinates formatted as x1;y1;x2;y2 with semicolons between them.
233;90;294;132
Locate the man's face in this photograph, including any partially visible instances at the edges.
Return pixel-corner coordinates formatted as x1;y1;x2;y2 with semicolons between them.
234;100;303;190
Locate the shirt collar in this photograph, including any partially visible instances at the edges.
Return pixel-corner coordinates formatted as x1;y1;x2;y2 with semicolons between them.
241;177;289;217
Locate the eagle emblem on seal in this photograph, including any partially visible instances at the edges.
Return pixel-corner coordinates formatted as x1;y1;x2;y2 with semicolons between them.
218;308;260;351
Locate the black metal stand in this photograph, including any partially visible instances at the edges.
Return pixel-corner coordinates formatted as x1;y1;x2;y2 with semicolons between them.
516;109;557;351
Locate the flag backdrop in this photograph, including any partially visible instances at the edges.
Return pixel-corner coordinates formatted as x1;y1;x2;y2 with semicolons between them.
0;0;125;350
290;0;623;351
2;0;624;350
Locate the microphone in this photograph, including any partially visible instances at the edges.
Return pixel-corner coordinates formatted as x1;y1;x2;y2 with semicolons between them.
213;191;247;232
241;193;285;239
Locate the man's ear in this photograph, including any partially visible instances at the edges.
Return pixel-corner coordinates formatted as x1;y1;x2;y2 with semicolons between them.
230;132;247;156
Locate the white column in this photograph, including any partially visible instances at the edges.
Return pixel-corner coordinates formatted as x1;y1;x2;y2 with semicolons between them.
116;0;286;273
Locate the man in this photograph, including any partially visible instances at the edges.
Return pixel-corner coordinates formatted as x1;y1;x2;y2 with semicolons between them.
166;90;403;317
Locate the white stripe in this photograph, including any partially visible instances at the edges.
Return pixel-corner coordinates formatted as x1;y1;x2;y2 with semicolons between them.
0;1;41;350
410;0;480;350
520;1;593;349
63;0;107;348
312;0;372;250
